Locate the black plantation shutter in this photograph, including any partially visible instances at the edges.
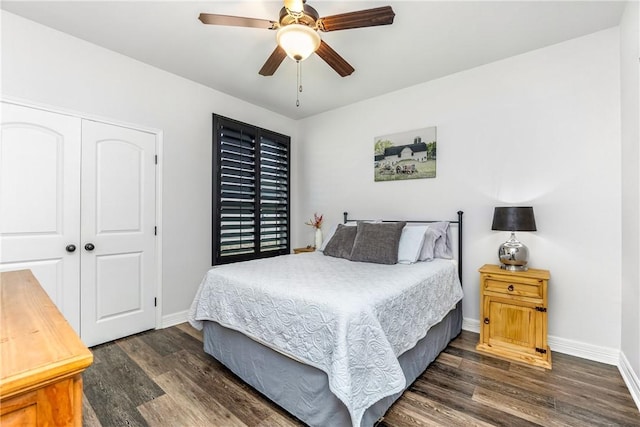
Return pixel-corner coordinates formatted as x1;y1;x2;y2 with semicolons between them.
216;120;257;259
213;115;290;265
259;133;289;253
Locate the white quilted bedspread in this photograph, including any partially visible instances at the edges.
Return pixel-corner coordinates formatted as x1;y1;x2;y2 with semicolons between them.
188;253;463;427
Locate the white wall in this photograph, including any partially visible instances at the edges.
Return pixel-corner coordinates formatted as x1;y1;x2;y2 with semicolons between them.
620;0;640;405
297;28;622;356
1;11;299;318
1;10;629;364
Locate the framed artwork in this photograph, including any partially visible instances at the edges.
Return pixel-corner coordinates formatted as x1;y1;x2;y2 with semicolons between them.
374;126;437;182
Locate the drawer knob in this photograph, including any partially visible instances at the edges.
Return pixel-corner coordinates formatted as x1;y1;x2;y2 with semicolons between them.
484;317;490;324
507;284;514;292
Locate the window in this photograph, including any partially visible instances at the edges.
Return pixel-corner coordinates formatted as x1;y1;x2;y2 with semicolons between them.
212;114;290;265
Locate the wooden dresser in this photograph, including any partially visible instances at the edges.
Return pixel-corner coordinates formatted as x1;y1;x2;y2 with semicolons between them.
476;264;552;369
0;270;93;426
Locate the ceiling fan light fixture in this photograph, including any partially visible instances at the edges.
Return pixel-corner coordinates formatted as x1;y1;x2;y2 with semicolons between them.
276;24;320;61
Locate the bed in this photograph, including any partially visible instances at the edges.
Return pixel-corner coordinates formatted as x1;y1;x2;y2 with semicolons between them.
188;212;464;427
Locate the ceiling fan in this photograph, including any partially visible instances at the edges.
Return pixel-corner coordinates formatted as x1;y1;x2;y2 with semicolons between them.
198;0;395;77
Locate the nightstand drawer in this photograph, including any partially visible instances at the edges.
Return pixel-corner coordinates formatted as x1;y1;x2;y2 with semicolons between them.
484;276;542;298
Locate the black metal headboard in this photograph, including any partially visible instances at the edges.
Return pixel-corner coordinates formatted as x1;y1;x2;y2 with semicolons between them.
343;211;464;285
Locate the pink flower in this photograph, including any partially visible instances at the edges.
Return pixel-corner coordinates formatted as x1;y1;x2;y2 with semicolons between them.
305;213;323;229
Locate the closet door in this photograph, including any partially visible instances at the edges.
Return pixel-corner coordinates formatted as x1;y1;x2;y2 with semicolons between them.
0;103;82;332
80;120;157;346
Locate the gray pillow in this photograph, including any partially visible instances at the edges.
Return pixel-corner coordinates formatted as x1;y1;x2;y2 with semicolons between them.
418;227;440;261
350;221;406;265
323;224;358;260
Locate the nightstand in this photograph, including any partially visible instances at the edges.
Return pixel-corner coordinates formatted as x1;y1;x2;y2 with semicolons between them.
476;264;552;369
293;247;315;254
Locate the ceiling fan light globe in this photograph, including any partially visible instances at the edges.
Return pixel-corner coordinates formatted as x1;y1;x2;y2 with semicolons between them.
276;24;320;62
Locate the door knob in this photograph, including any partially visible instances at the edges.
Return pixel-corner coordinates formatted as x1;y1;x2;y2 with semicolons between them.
85;243;95;251
65;244;76;253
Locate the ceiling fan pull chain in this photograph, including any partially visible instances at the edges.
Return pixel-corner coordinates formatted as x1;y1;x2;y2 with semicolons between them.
296;60;302;107
299;61;303;93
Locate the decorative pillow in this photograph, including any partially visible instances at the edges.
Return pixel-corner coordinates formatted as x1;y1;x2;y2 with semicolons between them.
397;225;429;264
350;221;406;265
418;228;440;261
429;221;454;259
319;220;383;252
318;222;356;252
318;224;337;252
322;224;358;259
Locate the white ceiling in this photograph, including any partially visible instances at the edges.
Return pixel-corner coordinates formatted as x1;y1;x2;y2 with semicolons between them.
1;1;626;119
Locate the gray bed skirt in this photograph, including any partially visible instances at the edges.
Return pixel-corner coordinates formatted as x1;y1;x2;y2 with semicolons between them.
202;302;462;427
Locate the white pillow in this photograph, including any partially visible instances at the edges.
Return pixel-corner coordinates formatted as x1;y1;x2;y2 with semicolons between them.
397;225;429;264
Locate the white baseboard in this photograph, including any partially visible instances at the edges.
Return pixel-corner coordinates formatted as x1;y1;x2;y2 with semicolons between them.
619;351;640;411
462;317;619;365
547;335;619;365
161;310;189;328
462;317;480;333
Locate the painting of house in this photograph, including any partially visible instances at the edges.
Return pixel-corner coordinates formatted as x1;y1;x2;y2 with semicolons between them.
374;127;437;181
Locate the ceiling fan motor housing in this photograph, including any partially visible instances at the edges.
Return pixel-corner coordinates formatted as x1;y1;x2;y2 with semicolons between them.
279;4;319;28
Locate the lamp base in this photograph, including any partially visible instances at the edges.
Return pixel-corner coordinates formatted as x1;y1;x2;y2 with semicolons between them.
500;264;529;272
498;232;530;271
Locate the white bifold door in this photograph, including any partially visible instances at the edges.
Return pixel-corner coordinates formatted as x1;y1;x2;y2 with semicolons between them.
0;102;157;346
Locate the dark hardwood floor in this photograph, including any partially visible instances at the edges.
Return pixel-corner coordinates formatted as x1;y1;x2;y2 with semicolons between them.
82;324;640;427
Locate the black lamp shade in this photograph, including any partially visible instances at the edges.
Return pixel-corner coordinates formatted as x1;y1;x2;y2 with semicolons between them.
491;207;537;232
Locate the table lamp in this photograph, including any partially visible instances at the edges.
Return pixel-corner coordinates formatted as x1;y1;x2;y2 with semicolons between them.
491;206;537;271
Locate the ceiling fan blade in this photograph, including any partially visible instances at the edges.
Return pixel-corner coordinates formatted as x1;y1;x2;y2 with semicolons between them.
198;13;277;30
259;46;287;76
317;6;395;32
315;40;354;77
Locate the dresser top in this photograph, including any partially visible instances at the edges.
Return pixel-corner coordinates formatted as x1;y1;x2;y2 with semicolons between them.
478;264;550;280
0;270;93;398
